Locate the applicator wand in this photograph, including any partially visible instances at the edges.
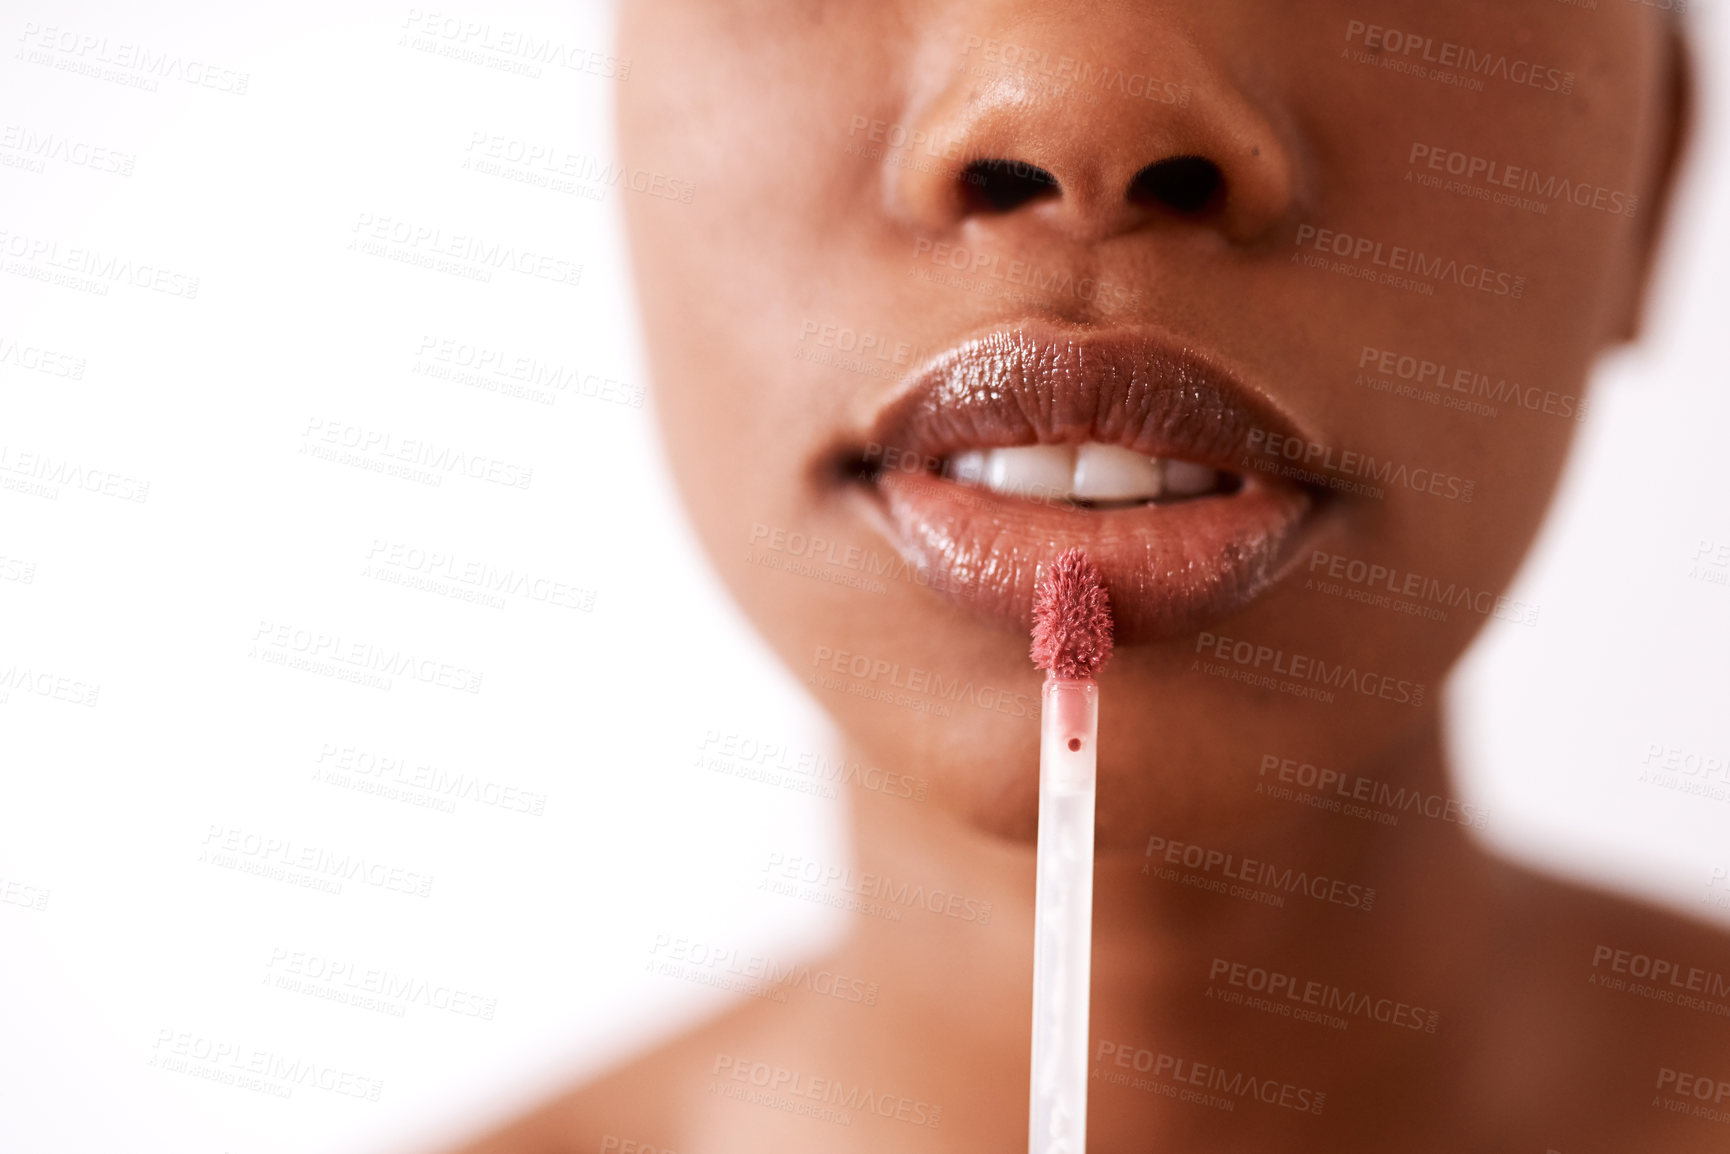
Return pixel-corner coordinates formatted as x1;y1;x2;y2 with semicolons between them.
1028;547;1114;1154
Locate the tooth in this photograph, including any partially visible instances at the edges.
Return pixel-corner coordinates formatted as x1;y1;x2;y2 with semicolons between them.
983;445;1075;501
948;450;988;486
1163;460;1220;497
1072;443;1162;503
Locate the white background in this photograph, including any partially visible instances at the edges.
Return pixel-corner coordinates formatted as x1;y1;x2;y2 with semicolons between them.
0;3;1725;1152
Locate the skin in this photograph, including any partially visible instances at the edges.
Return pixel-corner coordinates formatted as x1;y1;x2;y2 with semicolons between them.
442;1;1727;1151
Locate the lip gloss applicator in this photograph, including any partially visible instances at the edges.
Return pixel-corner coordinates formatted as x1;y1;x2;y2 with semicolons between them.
1028;547;1115;1154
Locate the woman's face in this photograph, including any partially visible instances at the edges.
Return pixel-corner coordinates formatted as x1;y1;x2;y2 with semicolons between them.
619;0;1675;846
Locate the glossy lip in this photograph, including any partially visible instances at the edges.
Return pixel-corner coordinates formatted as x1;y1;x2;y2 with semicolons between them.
826;324;1331;645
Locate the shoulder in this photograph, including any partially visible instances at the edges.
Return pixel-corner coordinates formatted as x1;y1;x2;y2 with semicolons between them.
1488;857;1730;1027
1471;859;1730;1149
435;997;787;1154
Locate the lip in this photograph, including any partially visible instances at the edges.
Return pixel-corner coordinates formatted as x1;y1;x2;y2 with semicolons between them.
827;323;1330;645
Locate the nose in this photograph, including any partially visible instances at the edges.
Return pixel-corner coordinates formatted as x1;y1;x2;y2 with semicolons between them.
886;17;1299;247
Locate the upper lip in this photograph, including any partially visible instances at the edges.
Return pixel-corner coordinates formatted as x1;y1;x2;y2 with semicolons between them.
843;323;1323;479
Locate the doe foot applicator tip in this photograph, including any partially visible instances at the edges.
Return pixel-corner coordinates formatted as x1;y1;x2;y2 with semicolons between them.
1031;547;1114;680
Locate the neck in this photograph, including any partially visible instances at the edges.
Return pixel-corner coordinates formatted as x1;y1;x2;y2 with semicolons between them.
828;709;1495;1147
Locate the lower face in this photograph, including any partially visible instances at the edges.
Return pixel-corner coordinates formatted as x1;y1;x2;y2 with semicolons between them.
618;0;1668;848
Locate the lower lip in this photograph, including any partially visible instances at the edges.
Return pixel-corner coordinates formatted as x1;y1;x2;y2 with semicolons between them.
858;470;1318;644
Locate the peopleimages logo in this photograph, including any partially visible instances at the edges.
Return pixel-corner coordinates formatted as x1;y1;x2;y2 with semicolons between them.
797;320;929;370
909;239;1141;308
1407;143;1638;218
1655;1067;1730;1105
1293;224;1525;299
413;335;644;408
0;444;149;503
1245;427;1476;504
463;132;694;203
1652;1065;1730;1127
810;644;1034;719
264;947;497;1019
0;125;136;175
15;22;252;94
0;227;199;298
698;729;927;802
200;825;435;898
251;620;485;695
1207;957;1441;1034
648;934;880;1007
0;334;86;379
1591;945;1730;999
397;9;630;79
150;1029;384;1101
846;115;963;160
1144;834;1377;911
1095;1041;1326;1115
1306;549;1540;628
349;212;583;287
958;35;1191;106
0;663;100;707
302;418;534;491
0;876;50;911
1195;630;1426;709
761;853;993;924
1258;753;1489;830
711;1054;942;1128
1356;345;1586;423
1343;19;1575;95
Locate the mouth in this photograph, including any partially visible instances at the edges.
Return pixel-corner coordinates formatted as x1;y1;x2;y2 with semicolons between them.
823;324;1331;645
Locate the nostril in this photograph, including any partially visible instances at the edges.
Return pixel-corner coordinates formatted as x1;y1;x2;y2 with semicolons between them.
1128;156;1224;215
960;158;1061;213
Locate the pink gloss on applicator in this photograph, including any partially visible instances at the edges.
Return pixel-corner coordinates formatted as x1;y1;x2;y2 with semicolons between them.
1028;547;1113;1154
